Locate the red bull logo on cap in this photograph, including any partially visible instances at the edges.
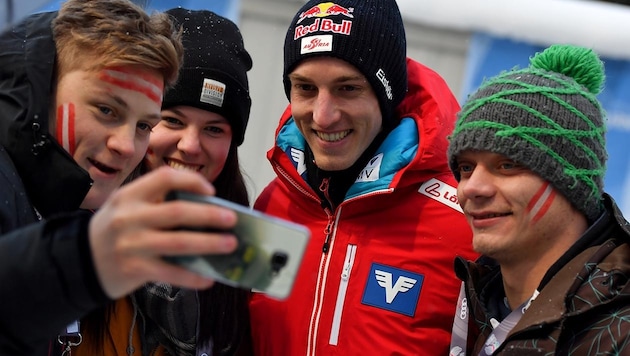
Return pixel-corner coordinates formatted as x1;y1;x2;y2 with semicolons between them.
294;2;354;40
296;2;354;24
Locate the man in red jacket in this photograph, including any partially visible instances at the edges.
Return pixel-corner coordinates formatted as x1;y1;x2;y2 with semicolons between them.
249;0;477;354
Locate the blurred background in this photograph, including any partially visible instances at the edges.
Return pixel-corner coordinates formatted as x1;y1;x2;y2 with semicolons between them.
2;0;630;217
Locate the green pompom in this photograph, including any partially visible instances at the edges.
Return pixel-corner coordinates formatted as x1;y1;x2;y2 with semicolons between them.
529;44;604;95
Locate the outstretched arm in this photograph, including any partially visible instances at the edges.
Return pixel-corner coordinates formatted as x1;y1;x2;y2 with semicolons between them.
0;167;238;354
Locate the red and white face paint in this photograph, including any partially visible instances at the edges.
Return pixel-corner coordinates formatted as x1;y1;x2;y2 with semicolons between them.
99;67;164;105
57;102;76;155
457;151;582;263
525;182;557;224
52;65;164;209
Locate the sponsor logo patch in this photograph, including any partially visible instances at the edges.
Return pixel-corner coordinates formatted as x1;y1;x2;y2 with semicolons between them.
290;147;307;176
355;153;383;183
294;2;354;40
418;178;462;213
300;35;333;54
200;78;226;107
362;263;423;317
376;69;393;100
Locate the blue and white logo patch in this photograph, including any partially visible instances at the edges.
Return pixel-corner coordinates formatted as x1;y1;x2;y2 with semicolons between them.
288;147;307;178
361;263;423;317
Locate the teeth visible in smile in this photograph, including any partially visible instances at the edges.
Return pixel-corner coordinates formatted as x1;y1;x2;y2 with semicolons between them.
166;160;201;172
316;130;350;142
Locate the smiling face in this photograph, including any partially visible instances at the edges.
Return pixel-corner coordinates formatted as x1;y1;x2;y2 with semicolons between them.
288;57;382;171
455;151;587;265
145;106;233;183
51;65;164;210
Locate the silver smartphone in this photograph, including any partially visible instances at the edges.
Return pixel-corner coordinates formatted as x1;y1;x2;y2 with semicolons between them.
164;190;310;300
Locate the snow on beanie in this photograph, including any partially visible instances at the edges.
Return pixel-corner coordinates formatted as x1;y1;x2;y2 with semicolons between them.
164;8;252;146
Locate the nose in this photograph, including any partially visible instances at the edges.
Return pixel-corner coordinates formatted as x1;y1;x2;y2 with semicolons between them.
176;127;202;155
107;125;136;158
459;164;496;200
312;90;340;127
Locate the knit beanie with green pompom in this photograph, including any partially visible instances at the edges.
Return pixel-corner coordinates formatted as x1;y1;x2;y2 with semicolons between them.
447;44;607;221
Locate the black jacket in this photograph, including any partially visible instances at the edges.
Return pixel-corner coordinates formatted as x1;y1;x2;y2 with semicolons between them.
0;12;109;355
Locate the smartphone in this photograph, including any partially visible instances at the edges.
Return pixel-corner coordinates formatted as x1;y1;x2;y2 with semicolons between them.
164;190;310;300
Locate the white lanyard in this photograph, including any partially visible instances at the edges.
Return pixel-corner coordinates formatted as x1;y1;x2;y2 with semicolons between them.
449;282;539;356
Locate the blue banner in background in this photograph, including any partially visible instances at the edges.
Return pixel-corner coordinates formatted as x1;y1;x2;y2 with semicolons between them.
462;33;630;217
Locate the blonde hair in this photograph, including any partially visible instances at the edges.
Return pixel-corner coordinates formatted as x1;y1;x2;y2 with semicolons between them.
52;0;183;88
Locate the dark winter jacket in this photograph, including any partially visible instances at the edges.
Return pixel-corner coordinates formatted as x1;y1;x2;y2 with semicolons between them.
455;194;630;355
0;11;108;355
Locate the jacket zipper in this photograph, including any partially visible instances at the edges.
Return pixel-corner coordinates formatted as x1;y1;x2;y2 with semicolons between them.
329;244;357;345
319;178;334;253
307;208;338;356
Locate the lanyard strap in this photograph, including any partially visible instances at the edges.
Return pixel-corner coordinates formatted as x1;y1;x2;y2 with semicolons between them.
449;281;539;356
477;302;526;356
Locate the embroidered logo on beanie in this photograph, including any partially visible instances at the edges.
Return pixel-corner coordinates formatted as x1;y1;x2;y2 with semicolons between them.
200;78;226;107
284;0;407;125
447;44;607;221
163;8;252;146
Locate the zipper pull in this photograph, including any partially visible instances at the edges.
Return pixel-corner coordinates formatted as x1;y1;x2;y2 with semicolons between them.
319;177;329;193
341;259;352;280
322;217;333;253
320;177;335;253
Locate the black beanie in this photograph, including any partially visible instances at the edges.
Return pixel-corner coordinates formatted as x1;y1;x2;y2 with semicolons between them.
164;8;253;146
283;0;408;127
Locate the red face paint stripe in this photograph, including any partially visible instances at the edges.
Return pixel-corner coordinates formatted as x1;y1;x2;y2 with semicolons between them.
531;188;556;223
526;182;550;213
56;103;76;155
67;103;76;155
99;70;163;104
56;105;64;149
107;66;164;89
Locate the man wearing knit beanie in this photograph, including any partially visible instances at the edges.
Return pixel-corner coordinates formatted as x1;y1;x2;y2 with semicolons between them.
447;44;630;355
249;0;477;354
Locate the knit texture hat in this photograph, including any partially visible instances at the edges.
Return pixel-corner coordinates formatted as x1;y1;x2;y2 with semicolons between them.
448;44;607;221
283;0;408;127
164;8;252;146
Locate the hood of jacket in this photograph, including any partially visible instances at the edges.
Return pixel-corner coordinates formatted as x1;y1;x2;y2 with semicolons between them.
0;11;91;217
269;57;460;199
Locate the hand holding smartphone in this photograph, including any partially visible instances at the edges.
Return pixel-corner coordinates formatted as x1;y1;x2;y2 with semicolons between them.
164;190;310;300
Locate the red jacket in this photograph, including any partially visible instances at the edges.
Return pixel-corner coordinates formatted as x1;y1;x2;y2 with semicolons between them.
250;58;477;355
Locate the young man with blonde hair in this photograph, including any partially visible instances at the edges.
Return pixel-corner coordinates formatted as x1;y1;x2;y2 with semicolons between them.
0;1;241;354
